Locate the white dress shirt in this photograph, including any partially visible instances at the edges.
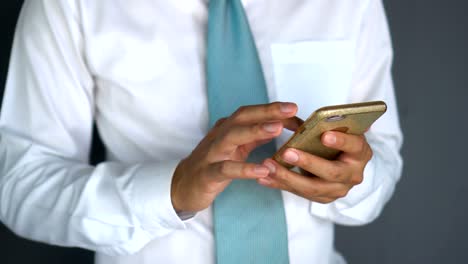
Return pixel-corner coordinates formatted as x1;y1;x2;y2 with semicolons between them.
0;0;403;263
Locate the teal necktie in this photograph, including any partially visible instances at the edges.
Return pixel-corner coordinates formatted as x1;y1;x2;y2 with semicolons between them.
206;1;289;263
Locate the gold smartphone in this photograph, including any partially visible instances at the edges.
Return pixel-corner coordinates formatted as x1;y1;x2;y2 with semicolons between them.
273;101;387;168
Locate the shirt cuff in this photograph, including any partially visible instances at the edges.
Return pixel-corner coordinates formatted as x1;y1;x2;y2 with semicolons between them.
130;161;187;236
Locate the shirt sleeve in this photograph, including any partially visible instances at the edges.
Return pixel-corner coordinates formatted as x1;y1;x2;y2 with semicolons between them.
0;0;186;256
309;0;404;225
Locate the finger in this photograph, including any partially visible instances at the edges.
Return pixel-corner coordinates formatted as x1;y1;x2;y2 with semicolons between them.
242;138;274;154
209;160;269;182
238;116;303;154
260;159;349;199
214;117;228;128
258;175;340;204
280;148;349;183
214;122;283;152
229;102;298;124
321;131;370;157
205;117;228;140
258;176;346;204
282;116;304;132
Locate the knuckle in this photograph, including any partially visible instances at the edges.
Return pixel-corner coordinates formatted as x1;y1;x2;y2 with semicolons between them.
272;102;282;114
336;187;350;199
251;123;263;135
237;105;248;113
366;147;374;161
327;166;342;180
241;164;251;176
305;186;319;198
351;174;364;185
214;118;228;127
275;169;289;182
263;102;280;117
231;106;248;122
218;161;230;175
356;139;367;153
220;127;241;145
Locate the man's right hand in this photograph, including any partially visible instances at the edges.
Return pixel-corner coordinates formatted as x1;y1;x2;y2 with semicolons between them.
170;102;299;212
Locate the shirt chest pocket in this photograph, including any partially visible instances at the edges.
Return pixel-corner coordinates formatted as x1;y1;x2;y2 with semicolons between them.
270;40;355;120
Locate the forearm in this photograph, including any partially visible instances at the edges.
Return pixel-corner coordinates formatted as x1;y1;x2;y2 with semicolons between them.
0;132;185;255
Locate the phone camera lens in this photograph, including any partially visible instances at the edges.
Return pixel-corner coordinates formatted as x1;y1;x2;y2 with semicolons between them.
326;115;345;122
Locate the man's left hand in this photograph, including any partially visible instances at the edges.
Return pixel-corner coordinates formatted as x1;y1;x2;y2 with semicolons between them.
258;131;373;204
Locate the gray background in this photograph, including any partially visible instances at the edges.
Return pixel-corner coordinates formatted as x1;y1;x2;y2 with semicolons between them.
1;1;467;263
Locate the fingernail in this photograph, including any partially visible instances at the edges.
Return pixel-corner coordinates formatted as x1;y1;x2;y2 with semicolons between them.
280;103;296;113
254;165;269;175
324;133;337;145
258;177;273;186
264;161;276;174
283;149;299;163
263;122;281;133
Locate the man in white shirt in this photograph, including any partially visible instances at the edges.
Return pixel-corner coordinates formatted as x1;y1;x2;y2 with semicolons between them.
0;0;402;263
